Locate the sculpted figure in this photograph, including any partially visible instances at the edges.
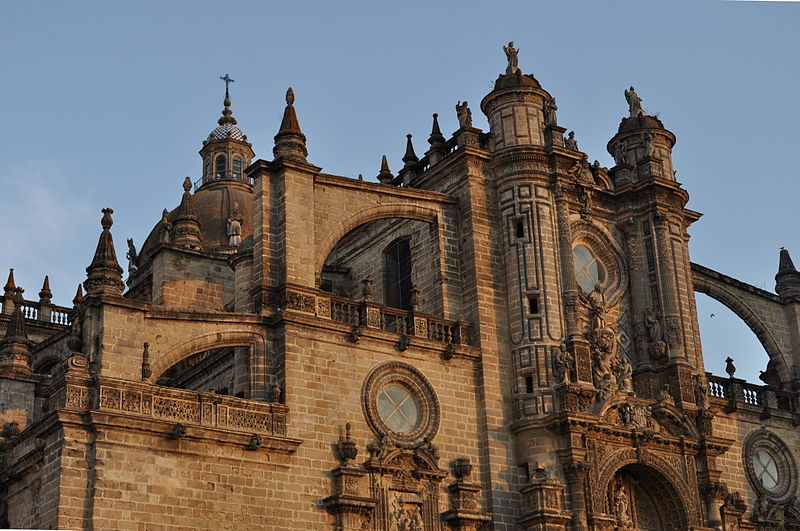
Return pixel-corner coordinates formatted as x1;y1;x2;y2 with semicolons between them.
658;383;674;405
455;101;472;128
624;86;645;117
613;482;632;525
613;142;628;165
158;208;172;243
126;238;138;274
693;374;710;409
645;307;662;342
564;131;579;151
227;202;242;247
616;355;634;394
552;343;573;384
503;41;519;74
544;98;558;126
641;132;654;158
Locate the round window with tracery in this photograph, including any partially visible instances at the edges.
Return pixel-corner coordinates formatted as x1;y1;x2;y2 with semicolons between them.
573;244;606;293
744;429;798;502
362;362;439;447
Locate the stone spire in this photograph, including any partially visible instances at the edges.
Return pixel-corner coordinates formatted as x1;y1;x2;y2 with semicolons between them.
775;248;800;300
38;276;52;305
171;177;204;250
428;113;445;148
0;287;32;374
73;284;84;305
84;208;125;297
402;134;419;169
273;87;308;162
377;155;394;184
2;269;16;315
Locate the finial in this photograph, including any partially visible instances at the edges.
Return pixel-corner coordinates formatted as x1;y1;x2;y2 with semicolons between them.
274;87;308;161
220;74;234;100
725;357;737;378
402;134;419;168
73;284;84;305
84;208;125;297
101;208;114;230
39;276;52;304
428;113;445;147
377;155;394;184
183;176;192;193
3;269;15;295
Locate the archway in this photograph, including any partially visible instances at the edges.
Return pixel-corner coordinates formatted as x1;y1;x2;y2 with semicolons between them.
605;463;689;530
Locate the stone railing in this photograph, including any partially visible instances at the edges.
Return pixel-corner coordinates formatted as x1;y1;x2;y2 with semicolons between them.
707;373;796;414
2;297;71;326
50;375;290;439
286;289;474;347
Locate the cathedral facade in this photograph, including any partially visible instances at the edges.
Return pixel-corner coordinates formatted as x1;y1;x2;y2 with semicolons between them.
1;47;799;530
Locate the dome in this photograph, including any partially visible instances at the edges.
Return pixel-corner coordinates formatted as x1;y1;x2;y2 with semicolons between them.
617;114;665;134
138;180;255;259
493;71;541;91
208;123;247;142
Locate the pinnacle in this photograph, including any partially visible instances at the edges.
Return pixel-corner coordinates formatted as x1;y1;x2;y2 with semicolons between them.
39;275;52;303
273;87;308;162
73;284;84;305
84;208;125;297
778;247;797;275
377;155;394;184
3;269;15;295
428;113;445;147
402;134;419;167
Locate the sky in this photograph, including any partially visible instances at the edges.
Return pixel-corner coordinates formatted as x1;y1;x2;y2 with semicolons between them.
2;0;798;383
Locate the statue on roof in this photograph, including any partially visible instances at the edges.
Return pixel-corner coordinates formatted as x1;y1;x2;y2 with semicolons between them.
503;41;520;75
624;86;645;117
126;238;138;275
227;202;243;247
158;209;172;243
455;101;472;129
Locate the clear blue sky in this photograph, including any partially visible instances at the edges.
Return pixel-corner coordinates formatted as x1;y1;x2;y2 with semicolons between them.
2;0;798;383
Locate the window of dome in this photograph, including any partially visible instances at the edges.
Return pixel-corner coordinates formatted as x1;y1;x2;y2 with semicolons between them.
215;155;227;180
203;158;211;181
574;244;605;293
377;384;420;433
232;157;243;181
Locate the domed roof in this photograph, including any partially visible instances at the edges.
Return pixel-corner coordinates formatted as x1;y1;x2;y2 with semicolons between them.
617;114;665;134
493;71;542;91
208;123;246;142
138;181;254;260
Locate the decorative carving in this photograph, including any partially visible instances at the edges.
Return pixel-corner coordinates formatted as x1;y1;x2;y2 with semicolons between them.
337;423;358;464
361;276;374;301
565;131;579;151
645;307;669;361
227;202;243;247
167;422;186;440
285;291;315;313
561;384;597;413
141;342;151;381
246;434;262;450
316;297;331;318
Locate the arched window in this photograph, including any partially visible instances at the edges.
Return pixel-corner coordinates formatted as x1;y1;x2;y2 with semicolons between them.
203;157;211;182
232;157;242;181
215;155;227;180
385;237;412;310
573;243;605;293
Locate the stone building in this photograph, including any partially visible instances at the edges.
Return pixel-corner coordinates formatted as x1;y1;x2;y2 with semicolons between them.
1;46;799;530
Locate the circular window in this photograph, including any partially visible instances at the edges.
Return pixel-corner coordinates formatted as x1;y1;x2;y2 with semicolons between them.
743;429;798;502
362;362;439;447
573;244;606;293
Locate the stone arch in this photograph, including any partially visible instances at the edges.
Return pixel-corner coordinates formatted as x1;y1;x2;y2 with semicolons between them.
693;276;791;382
316;203;440;275
594;447;699;527
147;330;267;386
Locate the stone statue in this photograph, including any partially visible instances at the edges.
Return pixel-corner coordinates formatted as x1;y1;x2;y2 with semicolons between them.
126;238;138;274
693;374;710;409
641;132;654;158
613;143;628;166
624;86;645;117
564;131;579;151
455;101;472;128
658;383;674;405
227;202;242;247
645;307;662;343
503;41;519;75
552;343;573;384
588;286;607;332
544;98;558;127
613;482;632;526
616;355;634;394
158;209;172;243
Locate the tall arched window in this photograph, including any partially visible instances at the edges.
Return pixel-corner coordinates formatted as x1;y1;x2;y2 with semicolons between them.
385;237;412;310
232;157;242;181
215;155;227;180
